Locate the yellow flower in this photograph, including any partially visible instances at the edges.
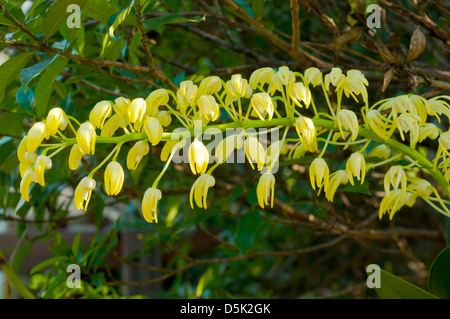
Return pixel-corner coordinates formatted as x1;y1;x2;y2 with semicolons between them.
418;123;439;143
439;131;450;155
113;97;131;120
143;117;164;146
257;173;276;208
244;136;266;171
157;111;172;127
295;116;317;152
379;189;415;220
46;108;67;135
127;140;149;170
424;96;450;123
142;187;162;223
198;95;220;121
337;109;359;141
189;174;215;209
346;152;366;185
338;69;368;102
35;155;52;186
104;161;124;196
177;80;198;111
26;122;47;153
249;67;275;90
367;144;390;159
268;66;295;94
19;152;37;177
251;93;274;121
76;122;96;155
198;76;222;96
409;95;428;125
145;89;169;116
303;67;322;87
324;67;345;91
100;114;126;137
74;177;96;211
161;140;180;162
189;140;209;175
309;157;329;191
325;170;349;202
396;112;420;143
215;134;243;163
408;178;433;198
128;98;147;124
384;166;407;200
17;136;28;163
69;144;84;170
288;82;311;108
20;170;37;202
89;100;112;129
226;74;249;98
366;109;393;141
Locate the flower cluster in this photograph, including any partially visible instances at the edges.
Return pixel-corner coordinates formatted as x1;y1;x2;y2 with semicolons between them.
17;65;450;223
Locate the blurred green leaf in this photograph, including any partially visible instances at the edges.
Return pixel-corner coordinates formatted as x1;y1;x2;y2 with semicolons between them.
0;51;35;104
108;0;135;38
42;0;87;41
234;209;261;254
428;246;450;299
20;54;58;89
144;14;206;29
34;56;67;119
0;112;24;137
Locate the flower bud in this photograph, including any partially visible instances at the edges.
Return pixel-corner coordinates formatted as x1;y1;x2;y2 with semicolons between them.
46;108;67;135
198;95;220;121
142;187;162;223
35;155;52;186
128;98;147;124
251;93;274;121
27;122;47;154
104;161;124;196
143;117;164;146
74;177;96;211
69;144;84;170
89;101;112;129
76;122;96;155
127;140;149;170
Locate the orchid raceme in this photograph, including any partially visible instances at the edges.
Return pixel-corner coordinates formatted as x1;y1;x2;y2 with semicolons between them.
15;65;450;224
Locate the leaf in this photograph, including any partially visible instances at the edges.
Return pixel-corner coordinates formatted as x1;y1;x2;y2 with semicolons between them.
234;209;261;254
428;246;450;299
0;16;17;28
84;0;136;25
376;43;399;66
72;232;81;259
42;0;87;41
0;112;25;137
331;27;363;48
252;0;265;20
144;14;206;29
370;268;438;299
233;0;254;18
16;85;35;114
108;0;135;38
406;27;427;63
34;56;67;119
30;255;70;274
382;68;394;93
20;54;59;89
0;51;35;104
339;180;371;195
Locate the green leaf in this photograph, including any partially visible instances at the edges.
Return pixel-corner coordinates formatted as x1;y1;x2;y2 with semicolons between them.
84;0;136;25
234;209;261;254
339;180;371;195
72;232;81;259
108;0;135;38
251;0;265;20
232;0;254;18
0;16;17;28
16;85;34;114
30;255;70;274
34;56;67;119
20;54;59;89
42;0;87;41
370;268;438;299
144;14;206;29
0;51;35;104
0;112;25;137
428;246;450;298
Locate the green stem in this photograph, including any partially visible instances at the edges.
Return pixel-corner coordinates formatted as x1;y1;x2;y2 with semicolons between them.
0;250;35;299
